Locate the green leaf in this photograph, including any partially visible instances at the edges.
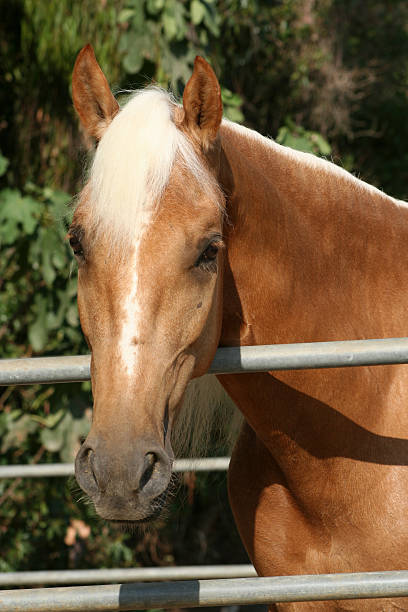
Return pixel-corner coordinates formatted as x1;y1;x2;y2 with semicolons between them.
224;106;244;123
202;3;220;36
276;123;331;157
118;8;135;24
60;409;91;462
66;303;79;327
146;0;164;15
31;408;64;428
122;34;148;73
46;189;71;222
40;406;90;461
42;249;56;286
221;89;243;108
163;13;177;40
38;227;65;287
191;0;205;25
40;424;65;453
222;89;244;123
123;50;143;74
162;1;186;41
0;152;9;177
312;133;331;156
28;294;49;352
42;187;54;200
129;2;146;31
160;44;195;87
1;414;38;452
277;128;315;153
52;248;67;270
0;189;42;244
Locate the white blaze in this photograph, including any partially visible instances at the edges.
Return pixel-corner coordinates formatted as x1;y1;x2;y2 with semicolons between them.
117;211;153;378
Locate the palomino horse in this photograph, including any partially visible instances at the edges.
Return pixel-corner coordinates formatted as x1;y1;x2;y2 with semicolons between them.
70;45;408;610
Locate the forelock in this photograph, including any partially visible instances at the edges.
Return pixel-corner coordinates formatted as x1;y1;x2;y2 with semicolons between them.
83;87;218;249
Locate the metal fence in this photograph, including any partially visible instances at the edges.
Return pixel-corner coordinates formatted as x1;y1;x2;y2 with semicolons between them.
0;457;230;479
2;337;408;385
2;571;408;610
2;338;408;608
0;456;249;590
0;565;257;587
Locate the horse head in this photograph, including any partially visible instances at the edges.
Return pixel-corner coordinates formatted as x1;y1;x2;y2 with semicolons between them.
70;45;225;525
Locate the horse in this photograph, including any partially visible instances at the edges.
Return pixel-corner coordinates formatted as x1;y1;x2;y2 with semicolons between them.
70;44;408;611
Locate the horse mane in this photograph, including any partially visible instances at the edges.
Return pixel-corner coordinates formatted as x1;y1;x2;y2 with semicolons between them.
173;375;242;458
86;87;218;249
87;84;400;255
223;119;406;207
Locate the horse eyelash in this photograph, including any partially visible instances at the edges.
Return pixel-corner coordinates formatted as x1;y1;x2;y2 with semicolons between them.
196;239;225;271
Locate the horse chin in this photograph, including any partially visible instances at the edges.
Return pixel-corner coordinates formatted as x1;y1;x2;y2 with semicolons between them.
108;514;161;532
96;490;168;529
110;510;165;532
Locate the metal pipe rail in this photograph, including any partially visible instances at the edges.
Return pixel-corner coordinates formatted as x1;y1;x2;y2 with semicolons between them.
0;457;230;479
0;565;256;587
2;571;408;610
2;337;408;386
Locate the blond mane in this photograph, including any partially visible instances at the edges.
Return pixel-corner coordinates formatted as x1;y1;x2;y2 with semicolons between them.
173;375;242;458
87;87;216;249
224;119;407;207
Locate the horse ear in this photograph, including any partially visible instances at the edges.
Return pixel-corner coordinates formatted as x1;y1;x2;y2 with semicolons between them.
182;56;223;149
72;44;119;141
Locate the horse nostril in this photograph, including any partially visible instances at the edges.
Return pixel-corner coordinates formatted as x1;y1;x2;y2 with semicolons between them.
75;442;99;496
136;448;172;499
140;452;157;490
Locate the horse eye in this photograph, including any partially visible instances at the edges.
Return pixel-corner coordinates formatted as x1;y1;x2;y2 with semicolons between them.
202;243;219;262
195;240;221;270
69;236;84;257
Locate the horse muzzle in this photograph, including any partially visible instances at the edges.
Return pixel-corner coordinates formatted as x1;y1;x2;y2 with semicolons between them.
74;436;173;523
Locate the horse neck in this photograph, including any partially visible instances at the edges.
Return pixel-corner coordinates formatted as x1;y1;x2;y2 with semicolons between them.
218;121;408;347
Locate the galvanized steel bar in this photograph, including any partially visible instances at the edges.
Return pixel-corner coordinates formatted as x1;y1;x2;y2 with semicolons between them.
0;463;74;479
209;337;408;374
0;457;230;480
2;338;408;386
0;565;256;586
173;457;230;472
0;354;90;385
2;571;408;610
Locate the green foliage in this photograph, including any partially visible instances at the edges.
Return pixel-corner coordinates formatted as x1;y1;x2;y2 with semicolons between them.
276;120;331;157
222;89;244;123
0;0;125;191
117;0;243;120
0;152;9;178
0;183;80;355
22;0;122;82
0;169;94;536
